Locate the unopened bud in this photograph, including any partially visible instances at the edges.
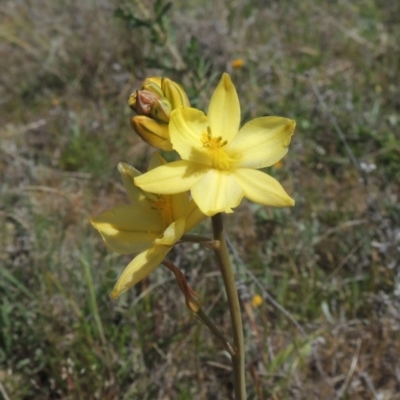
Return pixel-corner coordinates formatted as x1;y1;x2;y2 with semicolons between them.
142;77;163;97
131;116;173;152
129;90;161;114
129;76;190;150
161;78;190;109
150;97;171;123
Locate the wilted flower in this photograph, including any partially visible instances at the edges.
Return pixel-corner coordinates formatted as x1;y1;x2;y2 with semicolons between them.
90;153;204;298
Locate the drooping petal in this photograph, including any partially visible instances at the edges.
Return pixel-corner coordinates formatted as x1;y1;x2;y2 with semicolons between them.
134;160;209;195
110;245;171;299
191;169;244;216
154;218;186;246
118;163;146;206
233;168;295;207
183;200;206;233
207;73;240;143
90;205;163;254
148;151;167;170
229;117;295;169
169;107;211;165
170;192;191;221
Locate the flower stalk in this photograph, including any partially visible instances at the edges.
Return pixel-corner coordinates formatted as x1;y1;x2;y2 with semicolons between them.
212;213;246;399
164;260;235;356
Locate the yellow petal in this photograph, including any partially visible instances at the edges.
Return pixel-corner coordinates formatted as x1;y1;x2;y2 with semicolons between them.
183;200;206;233
110;246;171;299
134;160;208;195
191;169;244;216
90;205;163;254
170;191;191;221
233;168;295;207
207;73;240;143
169;107;211;165
148;152;167;170
118;163;144;205
154;218;186;246
229;117;295;169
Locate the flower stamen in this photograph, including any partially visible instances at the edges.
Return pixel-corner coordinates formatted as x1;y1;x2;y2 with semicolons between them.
200;127;233;170
148;195;174;227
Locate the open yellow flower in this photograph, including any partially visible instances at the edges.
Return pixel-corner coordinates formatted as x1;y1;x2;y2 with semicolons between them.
90;153;204;299
134;73;296;216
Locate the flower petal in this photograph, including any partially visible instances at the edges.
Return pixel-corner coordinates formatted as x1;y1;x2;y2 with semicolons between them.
148;152;167;170
90;205;162;254
118;163;143;206
184;200;206;233
154;218;186;246
207;73;240;143
110;246;171;299
169;107;211;165
229;117;295;169
191;169;244;216
134;160;209;195
233;168;295;207
169;192;190;221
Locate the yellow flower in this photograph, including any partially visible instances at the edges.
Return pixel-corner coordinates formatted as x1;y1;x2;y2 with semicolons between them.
231;58;245;69
134;73;296;216
273;160;284;169
251;294;263;308
90;153;204;299
129;77;190;151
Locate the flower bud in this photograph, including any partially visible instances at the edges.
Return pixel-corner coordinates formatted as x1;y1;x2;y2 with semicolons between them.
129;76;190;150
142;77;164;97
149;97;171;123
161;78;190;109
129;90;160;114
130;116;173;152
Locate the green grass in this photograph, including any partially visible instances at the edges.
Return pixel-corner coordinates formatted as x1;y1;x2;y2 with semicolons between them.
1;0;400;398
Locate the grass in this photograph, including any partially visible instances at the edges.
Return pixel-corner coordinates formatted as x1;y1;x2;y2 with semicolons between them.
1;0;400;398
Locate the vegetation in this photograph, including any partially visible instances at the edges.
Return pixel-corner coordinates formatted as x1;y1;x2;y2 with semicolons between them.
1;0;399;398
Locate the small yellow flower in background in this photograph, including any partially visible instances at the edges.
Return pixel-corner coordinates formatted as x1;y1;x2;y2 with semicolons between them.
273;160;284;169
90;153;204;299
251;294;263;308
129;77;190;151
231;58;245;69
135;73;295;216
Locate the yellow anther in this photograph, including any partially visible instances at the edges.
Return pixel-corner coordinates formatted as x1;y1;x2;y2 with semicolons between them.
200;128;236;170
148;195;174;227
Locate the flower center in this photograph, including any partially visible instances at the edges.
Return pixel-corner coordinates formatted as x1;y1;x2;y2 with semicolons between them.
148;195;174;227
201;127;234;170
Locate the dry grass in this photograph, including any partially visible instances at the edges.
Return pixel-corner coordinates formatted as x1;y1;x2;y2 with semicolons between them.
1;0;400;399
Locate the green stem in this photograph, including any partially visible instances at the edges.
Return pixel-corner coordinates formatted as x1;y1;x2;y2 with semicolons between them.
134;0;186;70
180;234;214;243
195;308;235;356
180;234;220;250
211;214;246;399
